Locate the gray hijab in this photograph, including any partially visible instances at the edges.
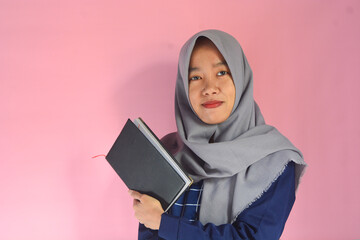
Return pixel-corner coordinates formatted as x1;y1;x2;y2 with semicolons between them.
164;29;307;225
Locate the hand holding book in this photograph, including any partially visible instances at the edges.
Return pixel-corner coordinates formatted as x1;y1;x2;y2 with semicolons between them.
128;190;164;230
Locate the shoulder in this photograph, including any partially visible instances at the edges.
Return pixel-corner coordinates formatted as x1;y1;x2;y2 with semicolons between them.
241;161;296;216
266;161;296;197
234;162;296;238
265;160;296;206
161;132;182;155
161;132;177;143
279;161;295;181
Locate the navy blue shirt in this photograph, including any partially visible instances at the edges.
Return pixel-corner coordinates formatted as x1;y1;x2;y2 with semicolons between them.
138;161;295;240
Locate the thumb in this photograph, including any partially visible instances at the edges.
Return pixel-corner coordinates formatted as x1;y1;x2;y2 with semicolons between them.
128;190;143;202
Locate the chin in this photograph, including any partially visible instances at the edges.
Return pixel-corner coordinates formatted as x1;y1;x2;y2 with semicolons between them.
201;116;228;125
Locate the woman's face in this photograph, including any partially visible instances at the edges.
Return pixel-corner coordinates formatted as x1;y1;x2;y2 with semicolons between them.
188;40;236;124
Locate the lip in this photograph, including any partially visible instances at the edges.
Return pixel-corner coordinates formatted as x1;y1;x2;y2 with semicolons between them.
202;100;223;108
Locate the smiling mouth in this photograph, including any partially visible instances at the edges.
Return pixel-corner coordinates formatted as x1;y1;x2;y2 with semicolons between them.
202;100;223;108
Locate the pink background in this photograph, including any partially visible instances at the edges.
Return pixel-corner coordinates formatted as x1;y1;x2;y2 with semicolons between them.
1;0;359;239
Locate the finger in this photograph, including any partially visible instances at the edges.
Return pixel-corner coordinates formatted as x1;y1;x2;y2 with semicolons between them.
133;199;141;208
128;190;143;201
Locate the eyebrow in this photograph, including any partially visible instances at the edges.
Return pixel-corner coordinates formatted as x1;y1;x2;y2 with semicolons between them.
214;61;228;68
189;61;228;74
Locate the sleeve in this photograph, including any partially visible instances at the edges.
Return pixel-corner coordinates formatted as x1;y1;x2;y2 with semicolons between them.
138;161;296;240
138;223;159;240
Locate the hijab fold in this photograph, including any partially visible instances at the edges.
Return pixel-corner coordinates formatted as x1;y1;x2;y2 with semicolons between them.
166;30;306;225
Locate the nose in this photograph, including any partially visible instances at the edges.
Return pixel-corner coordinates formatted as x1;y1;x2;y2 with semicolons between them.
202;77;219;96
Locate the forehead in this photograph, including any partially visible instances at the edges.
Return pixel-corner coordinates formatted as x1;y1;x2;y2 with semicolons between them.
190;37;226;66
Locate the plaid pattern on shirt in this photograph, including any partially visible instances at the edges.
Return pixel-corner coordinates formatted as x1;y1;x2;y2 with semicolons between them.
169;180;204;221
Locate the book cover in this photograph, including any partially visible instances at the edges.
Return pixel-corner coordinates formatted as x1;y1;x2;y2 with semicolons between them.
105;118;192;212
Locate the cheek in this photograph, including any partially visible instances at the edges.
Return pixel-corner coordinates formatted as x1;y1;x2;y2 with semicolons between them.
189;81;202;97
224;79;236;97
225;81;236;108
188;84;198;109
230;86;236;102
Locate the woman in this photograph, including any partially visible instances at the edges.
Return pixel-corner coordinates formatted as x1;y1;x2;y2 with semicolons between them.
129;29;307;239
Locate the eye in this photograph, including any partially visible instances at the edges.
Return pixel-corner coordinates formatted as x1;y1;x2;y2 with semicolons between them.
189;76;201;81
217;71;228;76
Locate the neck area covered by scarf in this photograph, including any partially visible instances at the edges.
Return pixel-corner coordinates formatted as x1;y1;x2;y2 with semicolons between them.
164;29;307;225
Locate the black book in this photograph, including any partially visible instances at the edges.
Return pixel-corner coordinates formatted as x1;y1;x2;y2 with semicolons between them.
105;118;193;212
